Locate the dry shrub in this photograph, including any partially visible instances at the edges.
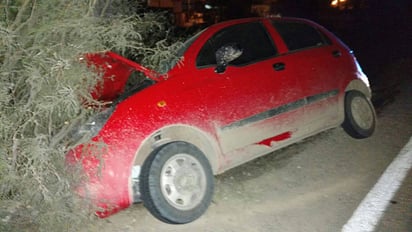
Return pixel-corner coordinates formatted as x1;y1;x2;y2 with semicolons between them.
0;0;178;231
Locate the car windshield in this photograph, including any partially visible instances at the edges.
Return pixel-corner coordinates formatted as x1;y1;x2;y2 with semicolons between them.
159;29;204;74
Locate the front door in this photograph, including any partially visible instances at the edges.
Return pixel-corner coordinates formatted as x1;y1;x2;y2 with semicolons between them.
194;21;304;159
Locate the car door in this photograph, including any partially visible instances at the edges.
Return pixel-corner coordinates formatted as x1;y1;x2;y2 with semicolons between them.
194;21;304;158
271;19;342;134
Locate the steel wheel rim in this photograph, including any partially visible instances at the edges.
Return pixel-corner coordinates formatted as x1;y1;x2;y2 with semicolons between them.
351;96;374;130
160;153;207;210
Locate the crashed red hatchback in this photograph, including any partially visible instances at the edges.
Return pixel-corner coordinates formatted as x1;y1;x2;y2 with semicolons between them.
66;17;376;224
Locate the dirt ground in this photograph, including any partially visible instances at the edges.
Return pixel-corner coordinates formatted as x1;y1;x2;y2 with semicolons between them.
90;60;412;232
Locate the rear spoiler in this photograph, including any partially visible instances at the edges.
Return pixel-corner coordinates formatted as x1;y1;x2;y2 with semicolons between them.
84;51;161;101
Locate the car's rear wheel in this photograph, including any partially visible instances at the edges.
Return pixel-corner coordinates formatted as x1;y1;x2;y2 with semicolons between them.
140;141;214;224
342;91;376;139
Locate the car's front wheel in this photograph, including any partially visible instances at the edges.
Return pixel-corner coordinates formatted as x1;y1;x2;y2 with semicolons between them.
140;141;214;224
342;91;376;139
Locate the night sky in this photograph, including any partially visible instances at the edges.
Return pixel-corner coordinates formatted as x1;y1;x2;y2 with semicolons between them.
211;0;410;90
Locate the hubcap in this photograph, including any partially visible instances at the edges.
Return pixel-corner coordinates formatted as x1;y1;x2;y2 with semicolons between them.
160;154;207;210
351;96;374;130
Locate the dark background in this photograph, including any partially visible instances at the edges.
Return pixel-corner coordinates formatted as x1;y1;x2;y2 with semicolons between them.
221;0;412;83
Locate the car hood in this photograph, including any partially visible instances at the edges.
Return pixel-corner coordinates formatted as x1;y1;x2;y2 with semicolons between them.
84;51;163;102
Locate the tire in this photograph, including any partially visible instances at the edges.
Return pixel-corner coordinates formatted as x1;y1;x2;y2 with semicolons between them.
342;91;376;139
140;141;214;224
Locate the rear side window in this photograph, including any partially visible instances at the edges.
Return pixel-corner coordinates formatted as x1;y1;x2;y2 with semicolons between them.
196;22;277;67
272;21;331;51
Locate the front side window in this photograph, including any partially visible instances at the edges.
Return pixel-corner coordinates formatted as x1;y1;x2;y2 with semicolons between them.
196;22;277;67
272;21;331;52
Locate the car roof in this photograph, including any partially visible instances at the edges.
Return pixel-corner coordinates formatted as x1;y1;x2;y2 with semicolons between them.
208;16;316;29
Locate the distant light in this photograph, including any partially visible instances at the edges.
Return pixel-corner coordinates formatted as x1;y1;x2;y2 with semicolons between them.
205;4;212;10
330;0;346;8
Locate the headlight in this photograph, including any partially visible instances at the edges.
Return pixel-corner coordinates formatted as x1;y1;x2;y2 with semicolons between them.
69;107;115;144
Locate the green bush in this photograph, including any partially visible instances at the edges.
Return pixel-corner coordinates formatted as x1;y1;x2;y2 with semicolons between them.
0;0;178;231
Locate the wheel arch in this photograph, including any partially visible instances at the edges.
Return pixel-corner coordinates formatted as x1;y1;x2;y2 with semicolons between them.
133;124;222;175
344;79;372;98
334;79;372;126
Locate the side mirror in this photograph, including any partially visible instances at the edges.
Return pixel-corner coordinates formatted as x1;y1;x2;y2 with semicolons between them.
215;44;243;74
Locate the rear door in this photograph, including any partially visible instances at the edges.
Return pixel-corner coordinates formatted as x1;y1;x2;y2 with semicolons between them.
271;20;342;133
194;21;304;157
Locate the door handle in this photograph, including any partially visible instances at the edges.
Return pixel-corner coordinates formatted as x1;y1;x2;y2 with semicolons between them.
332;50;342;57
273;62;285;71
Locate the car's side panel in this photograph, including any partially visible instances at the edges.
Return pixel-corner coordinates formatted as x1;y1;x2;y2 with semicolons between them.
280;47;342;133
195;61;304;165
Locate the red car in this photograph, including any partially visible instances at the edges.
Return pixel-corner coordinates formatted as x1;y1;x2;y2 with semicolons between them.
66;17;376;224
